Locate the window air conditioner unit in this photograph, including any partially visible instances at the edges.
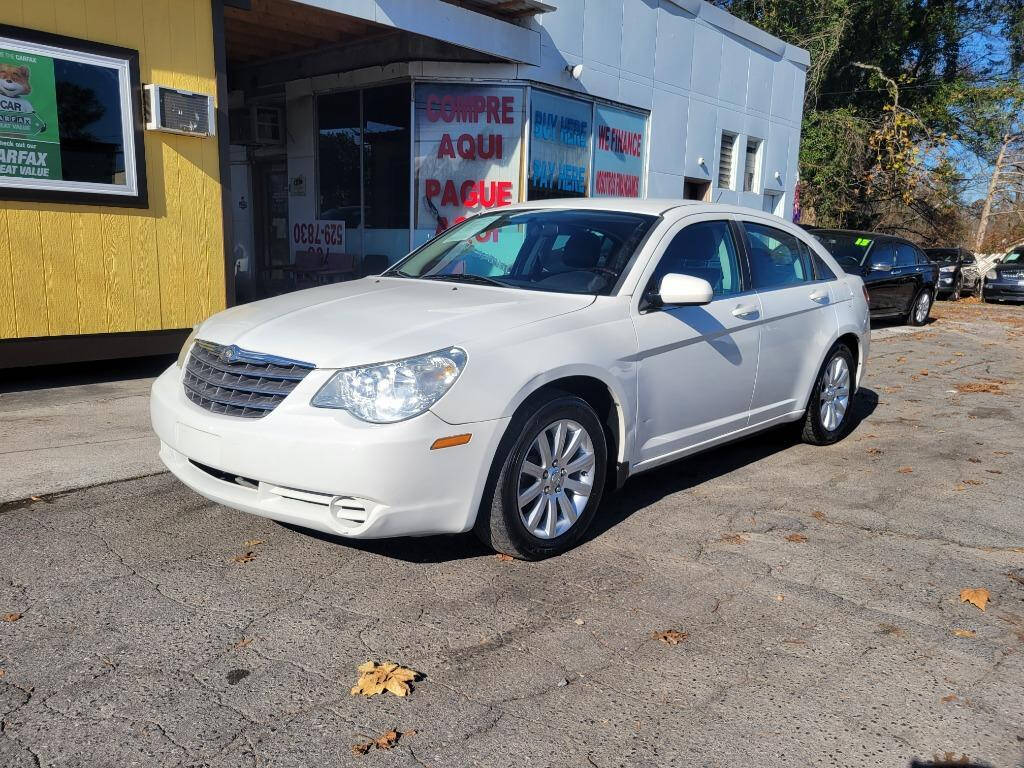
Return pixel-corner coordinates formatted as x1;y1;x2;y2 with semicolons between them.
229;106;284;146
144;84;215;137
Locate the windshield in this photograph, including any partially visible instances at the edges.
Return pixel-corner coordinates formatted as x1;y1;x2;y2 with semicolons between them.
811;231;874;269
1003;250;1023;264
388;209;658;295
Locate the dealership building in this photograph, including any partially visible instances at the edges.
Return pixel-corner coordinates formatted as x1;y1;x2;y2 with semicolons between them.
0;0;807;366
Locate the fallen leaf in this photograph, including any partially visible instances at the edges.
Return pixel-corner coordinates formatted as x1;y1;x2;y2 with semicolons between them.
232;636;254;650
229;552;257;564
897;356;907;363
934;752;970;764
959;588;990;612
952;629;976;638
962;478;982;486
986;469;1003;474
867;447;883;456
494;553;515;562
1008;569;1024;586
812;510;826;521
720;533;746;544
993;450;1012;456
1;612;22;623
954;483;967;492
351;661;421;697
774;594;785;601
653;629;688;645
242;539;265;548
967;457;981;463
30;495;42;501
919;369;929;376
898;466;914;474
351;729;411;756
879;622;905;637
956;381;1005;394
0;668;5;678
785;533;808;543
574;618;585;625
941;693;958;703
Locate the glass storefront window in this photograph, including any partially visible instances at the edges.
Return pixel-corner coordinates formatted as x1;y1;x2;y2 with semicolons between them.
363;84;410;265
528;90;592;200
592;105;647;198
317;89;362;257
413;83;525;247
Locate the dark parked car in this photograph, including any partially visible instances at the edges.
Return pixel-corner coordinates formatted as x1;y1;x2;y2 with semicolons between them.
924;247;981;300
808;229;938;325
982;247;1024;303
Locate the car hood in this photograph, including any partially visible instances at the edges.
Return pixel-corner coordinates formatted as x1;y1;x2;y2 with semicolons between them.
196;277;595;369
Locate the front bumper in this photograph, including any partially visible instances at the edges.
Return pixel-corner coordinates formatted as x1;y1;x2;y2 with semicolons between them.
983;281;1024;302
150;365;509;538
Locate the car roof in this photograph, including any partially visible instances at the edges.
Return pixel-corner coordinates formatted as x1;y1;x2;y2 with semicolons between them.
499;198;706;216
807;228;913;245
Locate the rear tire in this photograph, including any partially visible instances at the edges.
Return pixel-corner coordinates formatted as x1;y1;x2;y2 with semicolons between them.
474;392;607;560
907;288;932;326
801;343;855;446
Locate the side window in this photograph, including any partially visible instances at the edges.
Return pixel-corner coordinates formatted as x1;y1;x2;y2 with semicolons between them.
869;243;896;270
800;239;836;280
895;244;918;268
915;248;932;266
648;221;742;298
744;222;814;289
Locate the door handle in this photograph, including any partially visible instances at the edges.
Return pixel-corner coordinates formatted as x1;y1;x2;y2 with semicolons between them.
731;304;759;318
809;289;830;303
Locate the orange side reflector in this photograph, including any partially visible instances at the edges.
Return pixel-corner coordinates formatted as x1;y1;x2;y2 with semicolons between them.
430;434;472;450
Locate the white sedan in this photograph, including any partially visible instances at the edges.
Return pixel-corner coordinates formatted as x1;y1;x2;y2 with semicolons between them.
151;199;870;559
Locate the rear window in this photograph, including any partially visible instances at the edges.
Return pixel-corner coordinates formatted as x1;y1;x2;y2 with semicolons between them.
810;231;873;270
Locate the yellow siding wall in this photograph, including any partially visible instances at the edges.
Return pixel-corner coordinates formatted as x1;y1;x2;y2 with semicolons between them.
0;0;225;340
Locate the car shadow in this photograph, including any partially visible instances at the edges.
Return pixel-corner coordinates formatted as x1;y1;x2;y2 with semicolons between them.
284;387;879;563
584;386;879;545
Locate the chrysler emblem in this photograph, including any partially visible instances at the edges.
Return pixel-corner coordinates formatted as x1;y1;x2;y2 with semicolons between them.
221;345;240;363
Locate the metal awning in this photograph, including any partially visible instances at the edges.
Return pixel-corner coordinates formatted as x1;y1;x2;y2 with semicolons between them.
439;0;556;19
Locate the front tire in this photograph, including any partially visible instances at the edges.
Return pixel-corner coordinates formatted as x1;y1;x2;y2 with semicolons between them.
907;288;932;326
801;343;855;446
474;393;607;560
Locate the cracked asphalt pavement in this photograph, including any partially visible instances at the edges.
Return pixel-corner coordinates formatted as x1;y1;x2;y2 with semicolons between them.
2;300;1023;768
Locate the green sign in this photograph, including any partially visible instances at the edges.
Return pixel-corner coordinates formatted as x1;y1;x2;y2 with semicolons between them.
0;48;62;180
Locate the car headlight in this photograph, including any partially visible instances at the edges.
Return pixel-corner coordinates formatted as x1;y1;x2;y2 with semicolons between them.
986;269;997;280
176;325;201;367
312;347;467;423
939;265;956;273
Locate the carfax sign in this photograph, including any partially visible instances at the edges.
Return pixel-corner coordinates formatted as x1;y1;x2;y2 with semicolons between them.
0;47;62;181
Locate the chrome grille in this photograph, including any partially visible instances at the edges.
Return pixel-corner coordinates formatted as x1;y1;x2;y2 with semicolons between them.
1000;268;1023;280
183;341;314;418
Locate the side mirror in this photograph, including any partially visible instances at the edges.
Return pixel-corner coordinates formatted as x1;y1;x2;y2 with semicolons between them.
656;273;714;306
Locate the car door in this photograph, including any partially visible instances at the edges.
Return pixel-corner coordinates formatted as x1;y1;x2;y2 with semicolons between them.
631;218;761;466
863;241;898;315
893;242;923;311
742;220;839;424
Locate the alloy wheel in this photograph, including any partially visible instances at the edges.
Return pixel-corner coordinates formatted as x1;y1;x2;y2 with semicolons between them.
819;355;851;432
517;419;595;539
914;292;931;323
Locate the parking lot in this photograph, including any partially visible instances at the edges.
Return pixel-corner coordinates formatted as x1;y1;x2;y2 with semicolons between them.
1;299;1022;768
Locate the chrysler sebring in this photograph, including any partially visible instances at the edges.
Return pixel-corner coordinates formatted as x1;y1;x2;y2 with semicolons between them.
151;200;870;559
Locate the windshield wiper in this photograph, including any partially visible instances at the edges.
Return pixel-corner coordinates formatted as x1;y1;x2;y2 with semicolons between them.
420;273;509;288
